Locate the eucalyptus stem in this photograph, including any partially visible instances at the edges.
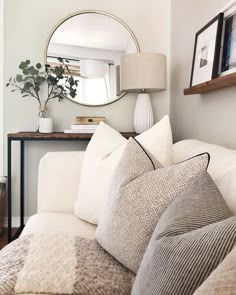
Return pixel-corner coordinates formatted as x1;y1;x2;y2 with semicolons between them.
6;58;78;108
9;82;41;104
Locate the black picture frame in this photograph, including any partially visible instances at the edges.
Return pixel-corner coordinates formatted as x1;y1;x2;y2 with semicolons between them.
190;13;224;87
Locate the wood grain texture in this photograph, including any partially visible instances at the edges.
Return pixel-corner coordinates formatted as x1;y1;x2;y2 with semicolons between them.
8;132;138;140
184;72;236;95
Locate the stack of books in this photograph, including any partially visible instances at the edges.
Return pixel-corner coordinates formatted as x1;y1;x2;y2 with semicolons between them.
64;116;106;134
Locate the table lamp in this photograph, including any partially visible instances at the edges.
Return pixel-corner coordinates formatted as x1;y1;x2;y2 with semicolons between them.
120;52;166;133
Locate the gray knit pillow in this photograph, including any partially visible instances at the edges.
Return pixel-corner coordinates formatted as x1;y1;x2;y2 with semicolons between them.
96;138;209;273
132;172;236;295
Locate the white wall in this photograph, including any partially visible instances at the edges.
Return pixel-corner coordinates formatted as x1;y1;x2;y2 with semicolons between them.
0;0;3;176
4;0;171;217
171;0;236;148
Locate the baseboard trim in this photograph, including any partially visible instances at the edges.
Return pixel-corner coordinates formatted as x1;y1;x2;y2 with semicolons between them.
3;217;30;227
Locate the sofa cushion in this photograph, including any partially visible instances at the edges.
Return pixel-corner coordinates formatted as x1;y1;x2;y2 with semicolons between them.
74;115;173;225
96;138;209;273
21;213;96;239
173;139;236;214
132;172;236;295
194;245;236;294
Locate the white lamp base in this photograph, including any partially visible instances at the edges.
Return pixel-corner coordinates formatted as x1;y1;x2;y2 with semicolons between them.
133;93;154;133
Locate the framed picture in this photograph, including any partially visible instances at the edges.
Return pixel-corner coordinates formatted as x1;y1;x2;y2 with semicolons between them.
220;0;236;75
190;13;224;87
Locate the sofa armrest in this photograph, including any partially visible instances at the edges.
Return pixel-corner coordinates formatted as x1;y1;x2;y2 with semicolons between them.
37;151;85;213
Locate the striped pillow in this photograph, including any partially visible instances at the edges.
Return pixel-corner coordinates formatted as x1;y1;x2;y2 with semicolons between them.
132;172;236;295
194;244;236;294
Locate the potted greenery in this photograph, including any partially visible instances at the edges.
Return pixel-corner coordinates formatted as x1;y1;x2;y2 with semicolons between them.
6;58;78;132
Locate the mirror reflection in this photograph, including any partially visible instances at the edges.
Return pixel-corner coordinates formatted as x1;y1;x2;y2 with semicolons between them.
46;11;140;106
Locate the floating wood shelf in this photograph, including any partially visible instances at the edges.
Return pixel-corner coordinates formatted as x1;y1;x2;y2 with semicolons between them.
184;72;236;95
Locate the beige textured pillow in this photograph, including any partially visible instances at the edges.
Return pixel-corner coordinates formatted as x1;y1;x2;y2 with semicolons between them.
194;245;236;295
96;138;209;273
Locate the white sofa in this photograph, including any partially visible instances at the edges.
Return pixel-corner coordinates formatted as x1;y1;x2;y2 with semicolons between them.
17;139;236;295
21;139;236;240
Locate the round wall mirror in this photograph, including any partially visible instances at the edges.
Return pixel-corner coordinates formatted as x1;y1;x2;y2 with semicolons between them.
45;10;140;106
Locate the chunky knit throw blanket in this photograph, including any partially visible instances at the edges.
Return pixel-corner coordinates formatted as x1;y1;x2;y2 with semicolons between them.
0;234;134;295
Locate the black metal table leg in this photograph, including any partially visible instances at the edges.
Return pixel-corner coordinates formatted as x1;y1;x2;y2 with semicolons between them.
20;140;24;228
7;138;12;242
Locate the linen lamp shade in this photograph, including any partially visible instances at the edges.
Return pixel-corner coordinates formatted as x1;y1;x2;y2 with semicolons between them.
120;53;166;92
120;52;166;133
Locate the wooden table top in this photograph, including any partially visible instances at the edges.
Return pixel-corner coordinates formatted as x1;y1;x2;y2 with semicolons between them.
8;131;138;140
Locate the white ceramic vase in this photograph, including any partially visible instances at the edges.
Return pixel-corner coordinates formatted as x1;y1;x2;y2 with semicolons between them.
133;93;154;134
39;118;53;133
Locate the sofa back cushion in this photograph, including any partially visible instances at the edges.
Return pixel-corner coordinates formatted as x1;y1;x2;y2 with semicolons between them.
173;139;236;214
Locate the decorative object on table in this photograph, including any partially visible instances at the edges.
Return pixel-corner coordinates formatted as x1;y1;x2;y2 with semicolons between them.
120;52;166;133
6;58;78;132
75;116;106;125
39;118;53;133
0;176;7;236
64;126;98;134
190;13;224;87
64;116;106;134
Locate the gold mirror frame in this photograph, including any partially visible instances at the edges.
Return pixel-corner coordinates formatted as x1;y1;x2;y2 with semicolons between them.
45;10;140;107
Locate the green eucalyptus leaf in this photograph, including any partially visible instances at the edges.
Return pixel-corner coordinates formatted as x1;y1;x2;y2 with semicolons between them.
9;77;12;82
16;74;23;82
23;69;30;75
24;81;33;90
70;89;76;98
29;66;38;76
11;90;16;92
24;76;32;81
26;60;30;65
51;79;57;86
35;76;45;84
19;62;26;70
54;66;61;76
35;85;40;92
36;63;42;69
6;83;9;87
57;57;63;63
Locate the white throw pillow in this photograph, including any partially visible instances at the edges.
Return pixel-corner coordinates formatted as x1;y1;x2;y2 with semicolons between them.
74;115;173;224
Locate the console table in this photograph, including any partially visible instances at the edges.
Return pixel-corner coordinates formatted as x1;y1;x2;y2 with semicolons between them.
7;131;137;242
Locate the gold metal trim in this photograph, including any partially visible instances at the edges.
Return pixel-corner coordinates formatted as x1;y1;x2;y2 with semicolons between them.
44;10;140;107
